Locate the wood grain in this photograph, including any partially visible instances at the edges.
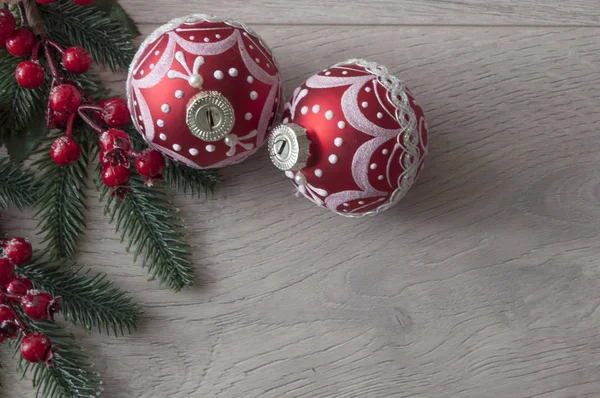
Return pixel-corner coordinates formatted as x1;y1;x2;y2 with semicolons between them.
125;1;600;26
3;2;600;397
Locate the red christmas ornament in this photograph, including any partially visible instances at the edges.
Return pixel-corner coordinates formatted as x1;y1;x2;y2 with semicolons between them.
3;237;32;266
5;28;36;58
50;136;81;166
49;84;82;114
5;277;34;296
0;304;19;340
127;14;282;169
15;60;45;89
20;332;54;365
62;46;92;74
102;164;131;187
267;59;428;217
0;9;16;40
0;258;15;286
99;98;130;127
21;291;61;321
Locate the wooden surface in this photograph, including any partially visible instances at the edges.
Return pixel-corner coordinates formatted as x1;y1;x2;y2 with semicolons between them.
4;1;600;397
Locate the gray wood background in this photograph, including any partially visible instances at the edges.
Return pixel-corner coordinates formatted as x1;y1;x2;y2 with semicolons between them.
3;1;600;397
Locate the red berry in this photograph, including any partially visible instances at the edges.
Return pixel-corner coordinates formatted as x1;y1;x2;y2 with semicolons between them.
21;332;53;364
100;129;131;152
5;28;36;58
3;237;32;267
48;111;70;129
15;60;45;89
0;305;19;340
36;0;57;4
100;98;130;127
102;165;131;187
21;291;61;321
5;276;34;296
0;9;16;40
73;0;95;5
0;258;15;286
62;46;92;74
135;149;166;178
49;84;82;114
51;136;81;166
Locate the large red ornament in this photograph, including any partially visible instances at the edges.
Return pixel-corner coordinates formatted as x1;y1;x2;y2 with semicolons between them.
127;14;282;169
268;59;428;217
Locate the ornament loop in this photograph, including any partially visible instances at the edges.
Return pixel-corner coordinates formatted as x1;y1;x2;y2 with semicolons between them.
186;91;235;142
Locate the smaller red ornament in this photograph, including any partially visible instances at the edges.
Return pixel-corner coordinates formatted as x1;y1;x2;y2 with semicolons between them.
102;164;131;187
51;136;81;166
5;28;36;58
3;237;32;267
72;0;95;5
15;60;45;89
21;291;61;321
49;84;82;114
62;46;92;74
99;98;130;127
21;332;54;366
135;149;166;180
0;258;15;288
5;276;34;296
0;9;16;40
0;305;19;340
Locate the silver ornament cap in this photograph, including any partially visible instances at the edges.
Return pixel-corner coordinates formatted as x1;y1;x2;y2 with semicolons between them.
186;91;235;142
268;123;311;171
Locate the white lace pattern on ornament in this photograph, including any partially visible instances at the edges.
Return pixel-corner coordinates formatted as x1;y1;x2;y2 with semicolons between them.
301;59;427;218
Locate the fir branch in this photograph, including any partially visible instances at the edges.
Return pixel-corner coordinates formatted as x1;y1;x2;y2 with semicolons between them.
33;132;90;262
11;316;103;398
0;157;38;209
164;160;220;198
101;174;195;291
0;51;47;143
39;0;135;72
17;258;142;336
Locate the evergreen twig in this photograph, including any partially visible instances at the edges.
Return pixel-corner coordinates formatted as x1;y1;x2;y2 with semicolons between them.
33;132;90;262
39;0;135;72
101;173;195;291
0;158;38;209
17;258;143;336
164;160;220;198
11;315;103;398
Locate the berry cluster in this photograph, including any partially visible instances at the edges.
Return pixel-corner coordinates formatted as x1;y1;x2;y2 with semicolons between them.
0;3;167;197
0;238;60;368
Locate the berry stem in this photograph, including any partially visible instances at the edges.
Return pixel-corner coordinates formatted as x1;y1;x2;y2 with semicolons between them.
43;40;62;83
77;107;104;135
31;39;41;61
16;0;29;29
45;37;64;54
65;112;76;138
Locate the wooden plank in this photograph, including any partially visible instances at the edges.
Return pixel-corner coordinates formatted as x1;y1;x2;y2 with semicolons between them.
3;24;600;397
123;1;600;26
